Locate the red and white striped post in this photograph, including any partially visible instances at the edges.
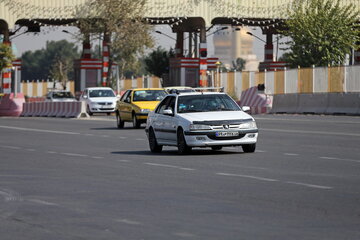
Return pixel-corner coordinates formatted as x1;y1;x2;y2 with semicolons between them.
264;33;274;62
102;39;110;87
199;26;208;87
199;43;208;87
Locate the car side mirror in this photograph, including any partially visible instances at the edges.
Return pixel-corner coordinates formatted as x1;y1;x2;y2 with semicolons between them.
163;109;173;116
242;106;250;112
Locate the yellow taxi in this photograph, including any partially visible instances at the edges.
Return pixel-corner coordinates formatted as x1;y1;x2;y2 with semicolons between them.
115;88;167;128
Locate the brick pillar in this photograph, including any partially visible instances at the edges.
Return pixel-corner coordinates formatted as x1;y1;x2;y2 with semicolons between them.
175;32;184;58
354;46;360;65
2;41;12;94
264;33;274;62
82;34;91;59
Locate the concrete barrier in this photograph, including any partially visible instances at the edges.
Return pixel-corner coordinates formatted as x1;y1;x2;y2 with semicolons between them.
0;93;25;117
20;101;89;118
325;93;360;115
270;94;298;114
296;93;328;114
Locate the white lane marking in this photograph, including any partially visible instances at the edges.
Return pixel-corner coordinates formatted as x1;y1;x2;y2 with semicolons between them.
117;160;130;162
28;199;59;206
115;218;142;225
62;153;88;157
0;125;80;135
1;145;21;149
319;156;360;163
47;151;57;154
286;181;333;190
25;148;36;152
91;156;104;159
173;232;196;237
144;162;195;171
261;128;360;137
135;138;146;141
216;172;279;182
84;134;94;136
101;135;109;138
284;153;299;156
256;150;266;153
118;137;127;139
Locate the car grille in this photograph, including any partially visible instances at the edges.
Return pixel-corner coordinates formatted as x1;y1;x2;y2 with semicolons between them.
211;124;241;130
98;102;112;106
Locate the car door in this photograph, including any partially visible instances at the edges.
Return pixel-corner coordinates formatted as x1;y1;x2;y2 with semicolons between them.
152;96;171;142
118;90;133;121
157;96;177;144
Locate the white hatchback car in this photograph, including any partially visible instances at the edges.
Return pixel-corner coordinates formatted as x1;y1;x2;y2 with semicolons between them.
145;92;258;154
79;87;118;115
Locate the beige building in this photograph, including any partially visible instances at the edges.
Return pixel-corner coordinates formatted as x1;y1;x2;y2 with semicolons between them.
213;26;259;71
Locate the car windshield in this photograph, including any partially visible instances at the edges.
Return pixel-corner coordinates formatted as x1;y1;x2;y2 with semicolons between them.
89;89;115;98
177;94;240;113
133;90;167;102
53;92;74;99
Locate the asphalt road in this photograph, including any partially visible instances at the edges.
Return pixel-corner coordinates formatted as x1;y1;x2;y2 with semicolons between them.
0;114;359;240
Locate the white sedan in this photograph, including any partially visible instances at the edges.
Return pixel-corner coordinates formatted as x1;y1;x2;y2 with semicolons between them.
79;87;118;115
145;92;258;154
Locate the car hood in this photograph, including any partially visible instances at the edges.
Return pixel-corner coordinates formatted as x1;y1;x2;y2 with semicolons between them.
180;111;254;122
89;97;117;103
132;101;160;110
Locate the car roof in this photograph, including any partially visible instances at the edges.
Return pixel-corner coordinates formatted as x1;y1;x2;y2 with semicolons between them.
85;87;113;90
170;92;226;97
165;86;193;90
131;88;165;91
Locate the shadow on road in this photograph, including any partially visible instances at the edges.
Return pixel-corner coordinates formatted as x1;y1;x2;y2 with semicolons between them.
111;149;244;156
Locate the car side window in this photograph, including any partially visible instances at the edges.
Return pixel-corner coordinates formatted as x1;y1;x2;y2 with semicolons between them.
125;91;132;103
167;97;176;113
156;96;171;114
120;90;129;102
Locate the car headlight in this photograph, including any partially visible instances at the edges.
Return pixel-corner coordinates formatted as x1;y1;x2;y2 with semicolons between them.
239;121;257;129
189;124;212;131
141;109;151;113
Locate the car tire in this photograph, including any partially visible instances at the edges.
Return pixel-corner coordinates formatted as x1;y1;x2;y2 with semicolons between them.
116;111;124;129
132;114;141;129
211;146;222;151
148;128;163;153
177;129;191;155
242;143;256;153
87;105;93;116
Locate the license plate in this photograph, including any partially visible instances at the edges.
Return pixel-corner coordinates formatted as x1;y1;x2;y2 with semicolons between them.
215;132;239;137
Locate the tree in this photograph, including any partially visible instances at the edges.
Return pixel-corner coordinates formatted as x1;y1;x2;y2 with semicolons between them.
0;43;15;72
231;58;246;71
76;0;154;86
21;40;80;81
282;0;360;68
144;47;175;78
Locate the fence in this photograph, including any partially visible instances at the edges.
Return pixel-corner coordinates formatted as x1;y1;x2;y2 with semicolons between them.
20;66;359;98
21;76;162;97
21;80;75;97
214;65;360;100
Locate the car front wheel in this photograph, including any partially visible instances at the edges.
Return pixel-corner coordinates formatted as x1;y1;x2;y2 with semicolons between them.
242;143;256;153
87;105;93;116
177;129;191;155
132;114;141;129
116;111;124;129
148;128;162;153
